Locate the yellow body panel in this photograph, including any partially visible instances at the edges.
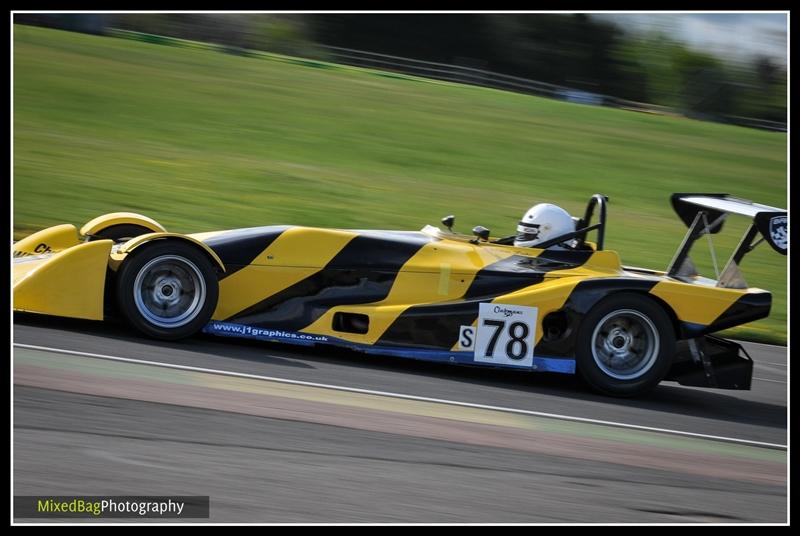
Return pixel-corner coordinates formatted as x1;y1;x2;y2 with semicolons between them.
13;224;80;257
13;240;113;320
80;212;166;236
575;250;621;272
13;258;44;284
650;280;753;326
491;277;587;343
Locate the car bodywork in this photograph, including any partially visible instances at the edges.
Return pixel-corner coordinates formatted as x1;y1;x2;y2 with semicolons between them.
13;195;787;392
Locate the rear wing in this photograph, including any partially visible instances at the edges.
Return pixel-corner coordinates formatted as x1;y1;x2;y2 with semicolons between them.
668;193;787;288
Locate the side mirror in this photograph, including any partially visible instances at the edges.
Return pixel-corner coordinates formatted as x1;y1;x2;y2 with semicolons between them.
472;226;490;242
441;215;455;232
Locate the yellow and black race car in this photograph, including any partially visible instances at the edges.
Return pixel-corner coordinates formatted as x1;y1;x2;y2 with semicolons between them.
13;193;787;396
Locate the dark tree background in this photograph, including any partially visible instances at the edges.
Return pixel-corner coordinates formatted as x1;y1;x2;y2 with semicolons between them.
15;13;787;126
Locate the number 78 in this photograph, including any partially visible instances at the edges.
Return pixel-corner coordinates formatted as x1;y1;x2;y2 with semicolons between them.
482;319;530;360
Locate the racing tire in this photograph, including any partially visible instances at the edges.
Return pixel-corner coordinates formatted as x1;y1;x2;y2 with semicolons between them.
115;241;219;340
576;293;675;397
88;224;155;244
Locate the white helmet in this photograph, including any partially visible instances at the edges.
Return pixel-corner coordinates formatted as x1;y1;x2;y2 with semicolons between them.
514;203;575;248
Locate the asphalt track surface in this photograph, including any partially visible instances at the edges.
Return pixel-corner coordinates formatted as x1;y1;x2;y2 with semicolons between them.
13;314;788;523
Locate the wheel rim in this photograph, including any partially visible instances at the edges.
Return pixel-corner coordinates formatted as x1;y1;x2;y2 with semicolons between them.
591;309;660;381
133;255;206;328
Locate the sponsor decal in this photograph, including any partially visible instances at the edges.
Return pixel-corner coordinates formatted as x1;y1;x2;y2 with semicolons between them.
13;243;52;258
204;321;329;343
464;303;538;368
769;216;787;251
491;305;524;318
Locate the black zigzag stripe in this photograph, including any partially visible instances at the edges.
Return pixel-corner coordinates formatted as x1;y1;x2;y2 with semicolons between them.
227;231;431;330
463;251;593;300
376;299;487;350
704;292;771;334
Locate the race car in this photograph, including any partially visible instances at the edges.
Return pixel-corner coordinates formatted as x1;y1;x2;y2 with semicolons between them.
13;193;787;396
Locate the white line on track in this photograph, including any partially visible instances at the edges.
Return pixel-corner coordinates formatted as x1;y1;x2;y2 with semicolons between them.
732;340;788;351
753;377;787;384
13;343;787;451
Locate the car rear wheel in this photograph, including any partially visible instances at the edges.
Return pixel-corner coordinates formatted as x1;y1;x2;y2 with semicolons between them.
576;293;675;397
115;241;219;340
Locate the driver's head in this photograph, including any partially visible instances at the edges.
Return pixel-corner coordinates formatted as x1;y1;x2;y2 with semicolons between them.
514;203;575;248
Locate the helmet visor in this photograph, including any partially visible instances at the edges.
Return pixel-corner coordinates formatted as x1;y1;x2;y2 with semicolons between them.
515;222;541;244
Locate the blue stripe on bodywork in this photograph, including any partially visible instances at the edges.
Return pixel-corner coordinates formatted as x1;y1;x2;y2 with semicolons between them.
680;321;707;338
203;321;576;375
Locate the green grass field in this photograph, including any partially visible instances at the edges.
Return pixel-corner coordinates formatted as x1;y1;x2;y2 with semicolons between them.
13;25;788;344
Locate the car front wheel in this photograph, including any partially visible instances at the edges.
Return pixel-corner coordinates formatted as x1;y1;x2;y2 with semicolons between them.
115;241;219;340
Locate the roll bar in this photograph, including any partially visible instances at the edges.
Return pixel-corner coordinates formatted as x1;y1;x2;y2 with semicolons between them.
523;193;609;250
581;194;608;251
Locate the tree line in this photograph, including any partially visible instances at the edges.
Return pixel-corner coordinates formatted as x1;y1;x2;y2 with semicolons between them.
16;13;787;125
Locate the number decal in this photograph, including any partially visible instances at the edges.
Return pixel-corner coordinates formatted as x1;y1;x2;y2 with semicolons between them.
458;326;475;350
506;321;529;360
482;319;505;357
478;320;529;360
472;304;537;367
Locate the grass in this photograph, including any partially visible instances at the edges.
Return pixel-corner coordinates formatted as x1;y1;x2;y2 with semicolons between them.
13;25;788;344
